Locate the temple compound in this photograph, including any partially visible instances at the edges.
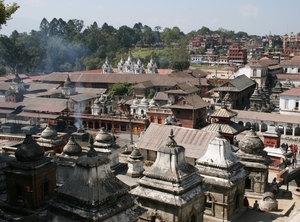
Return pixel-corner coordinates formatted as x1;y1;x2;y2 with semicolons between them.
116;50;157;74
236;126;269;195
196;129;248;221
131;130;209;222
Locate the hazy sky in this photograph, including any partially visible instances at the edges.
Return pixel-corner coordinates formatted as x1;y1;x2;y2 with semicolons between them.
1;0;299;36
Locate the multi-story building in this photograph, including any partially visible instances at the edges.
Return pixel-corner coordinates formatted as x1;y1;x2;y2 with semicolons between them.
227;43;247;65
282;32;300;60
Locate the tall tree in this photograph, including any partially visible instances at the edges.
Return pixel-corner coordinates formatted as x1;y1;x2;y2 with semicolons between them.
0;0;19;29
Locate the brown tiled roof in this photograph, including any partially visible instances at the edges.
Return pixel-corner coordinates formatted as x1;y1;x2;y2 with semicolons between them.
201;122;245;135
133;80;154;89
279;87;300;96
0;82;11;91
276;74;300;81
176;81;199;94
211;107;237;118
184;94;209;109
234;110;300;124
153;92;168;100
136;123;217;159
27;83;60;91
280;56;300;66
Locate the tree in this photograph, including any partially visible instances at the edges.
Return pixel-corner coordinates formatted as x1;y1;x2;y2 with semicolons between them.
0;0;19;29
171;61;190;71
107;82;132;98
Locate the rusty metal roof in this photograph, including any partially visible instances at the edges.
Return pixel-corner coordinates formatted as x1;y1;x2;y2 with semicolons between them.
22;97;68;112
137;123;217;160
41;72;207;87
17;111;60;119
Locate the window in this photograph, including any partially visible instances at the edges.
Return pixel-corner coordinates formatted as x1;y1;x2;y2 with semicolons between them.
43;181;50;198
253;69;257;77
285;99;289;109
16;184;22;202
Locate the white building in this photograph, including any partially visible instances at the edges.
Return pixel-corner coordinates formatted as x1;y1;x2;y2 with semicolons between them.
279;87;300;116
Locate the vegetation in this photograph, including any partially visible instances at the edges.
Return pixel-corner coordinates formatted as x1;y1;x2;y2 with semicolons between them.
0;17;256;74
107;82;136;98
0;1;19;29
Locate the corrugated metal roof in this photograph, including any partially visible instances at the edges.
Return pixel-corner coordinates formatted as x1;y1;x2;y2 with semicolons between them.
70;93;98;102
22;97;68;112
41;72;207;87
17;111;59;119
27;83;60;91
137;123;217;159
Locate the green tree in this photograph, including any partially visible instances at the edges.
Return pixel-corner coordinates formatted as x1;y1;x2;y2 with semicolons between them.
171;61;190;71
0;0;19;29
108;82;132;98
147;88;156;99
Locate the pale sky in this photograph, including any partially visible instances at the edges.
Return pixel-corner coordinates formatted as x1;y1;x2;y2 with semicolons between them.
1;0;299;36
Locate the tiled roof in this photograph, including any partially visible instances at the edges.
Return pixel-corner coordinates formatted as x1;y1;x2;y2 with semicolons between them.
185;94;209;109
201;121;245;135
217;75;256;92
234;109;300;124
0;82;11;91
280;56;300;66
27;83;60;91
279;87;300;96
153;92;168;100
211;107;237;118
136;123;217;159
276;74;300;81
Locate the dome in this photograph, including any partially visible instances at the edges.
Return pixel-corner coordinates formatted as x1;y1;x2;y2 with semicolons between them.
140;97;149;105
40;126;57;139
93;98;100;105
149;98;156;107
133;98;140;105
63;135;82;155
99;95;105;103
239;127;264;154
15;134;44;162
129;148;143;160
95;127;112;143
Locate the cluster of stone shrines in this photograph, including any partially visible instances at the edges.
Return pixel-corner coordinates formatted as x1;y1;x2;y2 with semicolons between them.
2;124;270;222
102;49;158;74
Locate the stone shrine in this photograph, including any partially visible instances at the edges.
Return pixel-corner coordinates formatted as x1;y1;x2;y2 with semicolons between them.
93;127;122;172
196;129;247;222
236;126;269;195
42;137;145;221
56;135;85;186
126;147;144;178
3;134;56;208
36;125;65;153
131;129;208;222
